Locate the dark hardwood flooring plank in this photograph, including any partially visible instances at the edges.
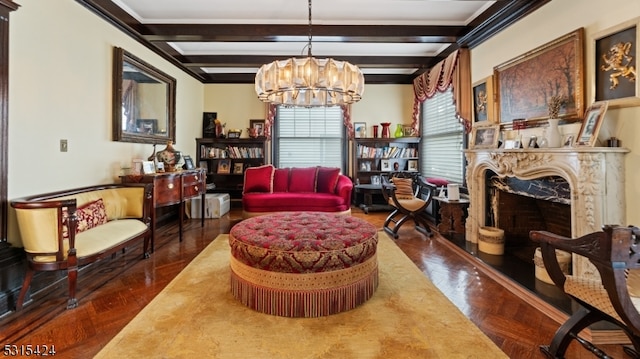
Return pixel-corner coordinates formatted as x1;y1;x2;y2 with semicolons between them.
0;207;628;358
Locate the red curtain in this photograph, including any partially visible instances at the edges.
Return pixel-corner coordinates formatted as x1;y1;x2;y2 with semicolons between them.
412;48;472;133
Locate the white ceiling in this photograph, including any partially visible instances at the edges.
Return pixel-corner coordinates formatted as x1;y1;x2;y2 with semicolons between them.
83;0;548;83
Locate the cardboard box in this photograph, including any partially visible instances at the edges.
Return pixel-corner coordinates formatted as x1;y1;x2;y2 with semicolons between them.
190;193;230;219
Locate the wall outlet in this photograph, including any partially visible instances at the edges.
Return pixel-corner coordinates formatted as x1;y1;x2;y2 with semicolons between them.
60;139;68;152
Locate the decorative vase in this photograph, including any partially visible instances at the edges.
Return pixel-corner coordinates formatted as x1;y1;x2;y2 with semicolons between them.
380;122;391;138
546;118;562;148
394;124;403;138
156;141;185;171
372;125;379;138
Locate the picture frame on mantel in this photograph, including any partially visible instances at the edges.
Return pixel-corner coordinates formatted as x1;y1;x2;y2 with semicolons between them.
494;28;585;124
470;124;500;149
592;17;640;108
576;101;609;147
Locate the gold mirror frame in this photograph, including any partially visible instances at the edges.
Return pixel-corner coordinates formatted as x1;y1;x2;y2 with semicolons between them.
112;47;176;144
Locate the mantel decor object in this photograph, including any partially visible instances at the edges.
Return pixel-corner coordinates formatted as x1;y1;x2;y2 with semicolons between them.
156;141;184;172
380;123;391;138
546;118;562;148
394;124;403;138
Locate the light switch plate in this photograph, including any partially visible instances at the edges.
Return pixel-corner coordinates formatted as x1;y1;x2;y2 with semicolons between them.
60;139;68;152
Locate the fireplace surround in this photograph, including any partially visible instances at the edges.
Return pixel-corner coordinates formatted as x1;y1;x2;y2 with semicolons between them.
466;148;628;281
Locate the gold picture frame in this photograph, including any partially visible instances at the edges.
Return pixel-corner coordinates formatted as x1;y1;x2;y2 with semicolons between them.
494;28;585;124
470;124;500;149
576;101;609;147
591;17;640;108
472;75;496;124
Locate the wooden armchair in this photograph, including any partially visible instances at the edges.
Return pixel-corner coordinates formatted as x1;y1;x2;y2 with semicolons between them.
530;225;640;358
380;173;434;239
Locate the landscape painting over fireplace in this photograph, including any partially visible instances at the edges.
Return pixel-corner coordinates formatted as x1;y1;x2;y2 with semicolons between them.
494;28;585;123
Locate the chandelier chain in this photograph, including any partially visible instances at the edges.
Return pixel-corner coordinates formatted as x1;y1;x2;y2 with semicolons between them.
307;0;313;57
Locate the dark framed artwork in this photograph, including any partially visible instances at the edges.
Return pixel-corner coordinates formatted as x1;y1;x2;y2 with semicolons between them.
183;155;195;170
136;119;157;134
202;112;218;138
472;75;495;124
249;119;266;137
494;28;585;124
592;17;640;108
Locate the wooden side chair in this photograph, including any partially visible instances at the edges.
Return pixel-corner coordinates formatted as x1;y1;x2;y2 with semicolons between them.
380;173;434;239
530;225;640;358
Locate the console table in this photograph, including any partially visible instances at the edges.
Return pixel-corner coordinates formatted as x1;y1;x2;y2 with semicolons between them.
121;168;206;250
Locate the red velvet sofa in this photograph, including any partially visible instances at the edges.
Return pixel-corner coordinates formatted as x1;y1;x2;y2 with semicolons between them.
241;165;353;218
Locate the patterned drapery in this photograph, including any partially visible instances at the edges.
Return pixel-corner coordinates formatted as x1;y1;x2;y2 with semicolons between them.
412;48;472;133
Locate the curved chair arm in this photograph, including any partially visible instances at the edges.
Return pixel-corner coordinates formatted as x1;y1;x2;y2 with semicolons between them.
530;225;640;337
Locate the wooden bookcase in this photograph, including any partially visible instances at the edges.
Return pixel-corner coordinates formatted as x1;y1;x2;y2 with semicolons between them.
195;137;267;204
352;137;420;185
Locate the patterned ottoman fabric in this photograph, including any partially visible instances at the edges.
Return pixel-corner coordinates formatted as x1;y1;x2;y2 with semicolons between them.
229;212;379;317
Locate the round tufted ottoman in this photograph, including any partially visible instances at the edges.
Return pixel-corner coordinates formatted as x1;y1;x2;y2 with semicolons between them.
228;212;378;317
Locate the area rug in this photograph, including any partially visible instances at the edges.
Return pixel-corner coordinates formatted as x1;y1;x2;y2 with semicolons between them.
96;233;507;358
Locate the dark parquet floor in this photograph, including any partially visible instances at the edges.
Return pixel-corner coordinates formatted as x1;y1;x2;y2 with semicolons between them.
0;207;631;358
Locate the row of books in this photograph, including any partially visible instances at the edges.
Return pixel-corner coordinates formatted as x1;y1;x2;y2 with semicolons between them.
200;145;264;159
356;144;418;159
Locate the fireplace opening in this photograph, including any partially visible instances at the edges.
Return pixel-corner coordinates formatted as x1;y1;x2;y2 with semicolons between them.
478;173;574;311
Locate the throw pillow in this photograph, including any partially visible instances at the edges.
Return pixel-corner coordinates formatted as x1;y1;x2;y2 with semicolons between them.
243;164;274;193
426;177;449;187
316;167;340;193
76;198;108;233
392;177;415;200
273;168;290;192
289;167;317;193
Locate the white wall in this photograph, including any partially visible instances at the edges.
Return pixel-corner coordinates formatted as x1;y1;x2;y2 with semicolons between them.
472;0;640;225
203;84;414;138
7;0;204;245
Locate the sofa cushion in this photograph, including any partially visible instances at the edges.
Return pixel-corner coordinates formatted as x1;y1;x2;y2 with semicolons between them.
243;192;350;213
243;164;274;193
76;198;108;233
392;177;414;200
273;168;290;192
289;167;317;193
316;167;341;194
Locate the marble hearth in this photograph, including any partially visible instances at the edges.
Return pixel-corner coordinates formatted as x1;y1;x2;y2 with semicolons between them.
465;148;628;280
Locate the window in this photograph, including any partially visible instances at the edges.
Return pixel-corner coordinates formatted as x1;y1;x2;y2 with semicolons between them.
274;106;346;170
420;87;465;184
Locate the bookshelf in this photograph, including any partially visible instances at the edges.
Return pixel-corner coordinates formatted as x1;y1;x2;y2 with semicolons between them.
352;137;421;185
195;137;267;203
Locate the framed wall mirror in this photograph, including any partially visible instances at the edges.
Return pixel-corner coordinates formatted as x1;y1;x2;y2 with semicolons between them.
112;47;176;144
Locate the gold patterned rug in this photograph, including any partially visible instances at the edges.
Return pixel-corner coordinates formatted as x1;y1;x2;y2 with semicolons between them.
96;233;507;358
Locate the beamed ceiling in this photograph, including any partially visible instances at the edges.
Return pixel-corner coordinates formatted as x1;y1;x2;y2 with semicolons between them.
77;0;550;84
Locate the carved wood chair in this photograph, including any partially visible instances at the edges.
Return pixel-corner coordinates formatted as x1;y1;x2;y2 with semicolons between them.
380;173;434;239
530;225;640;358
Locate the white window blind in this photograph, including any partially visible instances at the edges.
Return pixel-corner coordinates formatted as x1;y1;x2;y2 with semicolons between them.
275;106;344;169
420;88;465;184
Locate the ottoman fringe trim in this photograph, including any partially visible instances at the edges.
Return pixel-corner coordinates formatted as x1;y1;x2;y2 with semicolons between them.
230;255;379;317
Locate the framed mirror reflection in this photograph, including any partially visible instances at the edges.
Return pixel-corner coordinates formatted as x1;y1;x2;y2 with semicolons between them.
112;47;176;144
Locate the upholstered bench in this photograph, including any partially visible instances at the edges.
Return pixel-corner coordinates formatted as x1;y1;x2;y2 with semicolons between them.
228;212;378;317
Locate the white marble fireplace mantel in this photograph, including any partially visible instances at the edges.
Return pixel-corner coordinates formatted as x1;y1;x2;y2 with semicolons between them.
465;147;629;279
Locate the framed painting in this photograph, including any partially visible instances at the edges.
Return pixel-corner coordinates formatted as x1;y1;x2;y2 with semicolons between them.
202;112;218;138
470;124;500;149
354;122;367;138
576;101;609;147
494;28;585;124
592;17;640;108
472;75;495;124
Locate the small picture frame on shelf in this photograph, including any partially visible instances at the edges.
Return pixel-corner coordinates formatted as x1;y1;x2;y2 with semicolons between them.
249;119;266;138
202;112;217;138
155;162;165;173
402;125;415;137
183;155;195;170
131;159;143;175
142;160;155;174
354;122;366;138
217;159;231;174
370;175;381;186
233;162;244;174
380;159;391;171
199;160;208;173
408;160;418;172
470;124;500;149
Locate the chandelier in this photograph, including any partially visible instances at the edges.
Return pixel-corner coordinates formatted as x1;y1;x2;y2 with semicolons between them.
254;0;364;107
